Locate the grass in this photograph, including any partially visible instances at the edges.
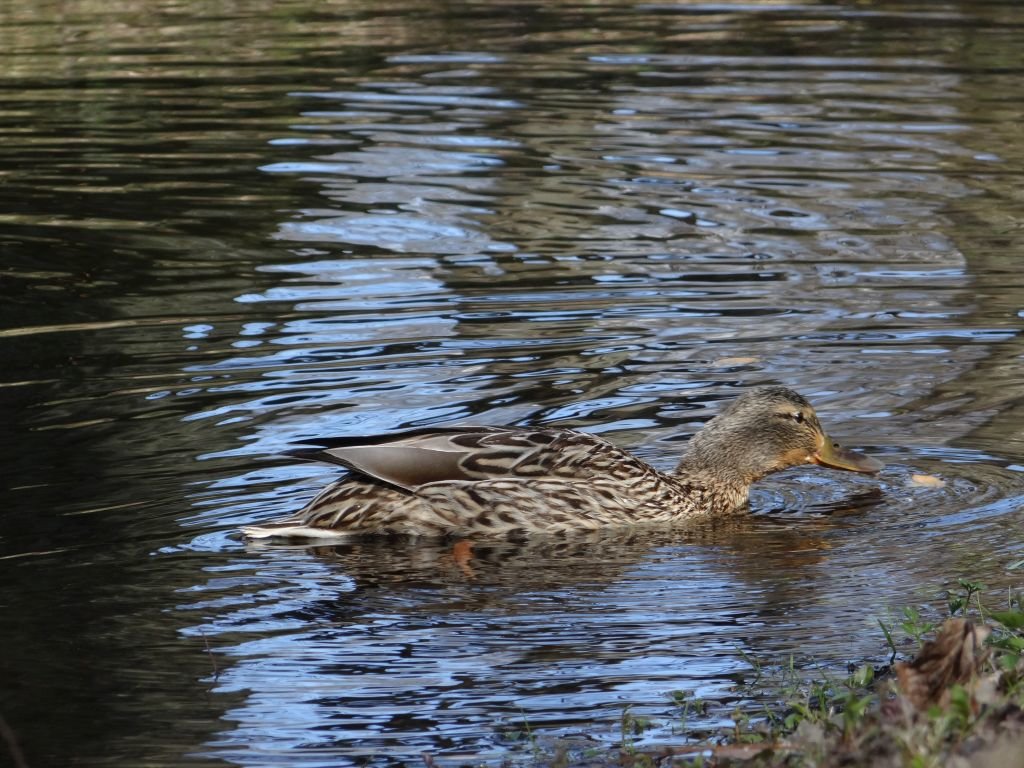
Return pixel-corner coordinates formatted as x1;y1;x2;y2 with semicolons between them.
486;579;1024;768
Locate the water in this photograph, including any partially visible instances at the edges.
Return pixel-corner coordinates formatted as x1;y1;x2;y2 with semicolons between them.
2;0;1023;765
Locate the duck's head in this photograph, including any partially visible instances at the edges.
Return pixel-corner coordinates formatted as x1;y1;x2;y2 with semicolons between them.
682;386;883;485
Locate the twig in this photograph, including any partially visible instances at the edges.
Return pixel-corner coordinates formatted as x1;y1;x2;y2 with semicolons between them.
0;713;29;768
200;630;219;682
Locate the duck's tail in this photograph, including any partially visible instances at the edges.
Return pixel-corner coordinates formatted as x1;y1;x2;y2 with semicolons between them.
241;520;356;541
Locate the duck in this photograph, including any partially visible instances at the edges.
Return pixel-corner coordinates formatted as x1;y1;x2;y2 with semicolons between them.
242;386;883;540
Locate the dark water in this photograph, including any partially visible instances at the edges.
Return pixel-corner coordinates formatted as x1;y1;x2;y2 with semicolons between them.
2;0;1024;765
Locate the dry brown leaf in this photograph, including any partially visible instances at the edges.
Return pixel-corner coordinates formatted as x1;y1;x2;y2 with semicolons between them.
711;356;760;367
896;618;991;710
911;474;946;488
709;742;795;759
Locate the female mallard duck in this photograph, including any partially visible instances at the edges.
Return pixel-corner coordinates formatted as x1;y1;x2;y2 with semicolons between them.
242;386;882;540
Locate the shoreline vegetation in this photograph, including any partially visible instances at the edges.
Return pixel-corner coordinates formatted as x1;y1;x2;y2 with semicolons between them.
489;579;1024;768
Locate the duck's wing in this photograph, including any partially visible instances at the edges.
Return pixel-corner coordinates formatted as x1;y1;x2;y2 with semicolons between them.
288;426;627;492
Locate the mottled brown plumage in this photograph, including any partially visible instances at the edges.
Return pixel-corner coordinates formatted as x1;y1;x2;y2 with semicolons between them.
242;386;883;540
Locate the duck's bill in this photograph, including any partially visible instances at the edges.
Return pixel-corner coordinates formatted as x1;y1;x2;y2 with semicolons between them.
813;438;885;473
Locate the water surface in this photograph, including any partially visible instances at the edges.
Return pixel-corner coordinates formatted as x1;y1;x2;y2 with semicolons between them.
2;0;1023;765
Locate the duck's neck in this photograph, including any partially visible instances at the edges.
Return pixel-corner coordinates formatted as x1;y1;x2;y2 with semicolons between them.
672;462;751;514
673;441;764;514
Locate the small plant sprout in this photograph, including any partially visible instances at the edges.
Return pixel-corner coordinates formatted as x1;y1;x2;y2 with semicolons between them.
947;578;987;619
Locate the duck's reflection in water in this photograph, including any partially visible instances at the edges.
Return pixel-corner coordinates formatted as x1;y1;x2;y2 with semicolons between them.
200;494;888;761
244;489;884;621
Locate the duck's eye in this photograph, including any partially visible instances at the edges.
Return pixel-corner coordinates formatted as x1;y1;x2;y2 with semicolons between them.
790;411;805;424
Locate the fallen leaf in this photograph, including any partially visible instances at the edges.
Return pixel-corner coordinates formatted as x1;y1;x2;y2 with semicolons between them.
911;474;946;488
896;618;991;710
709;742;793;759
712;356;760;367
